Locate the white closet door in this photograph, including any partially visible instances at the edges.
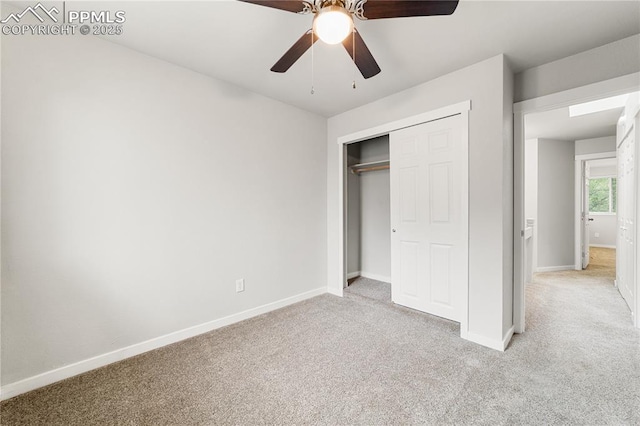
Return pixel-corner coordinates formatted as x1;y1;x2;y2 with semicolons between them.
617;124;635;313
390;114;467;322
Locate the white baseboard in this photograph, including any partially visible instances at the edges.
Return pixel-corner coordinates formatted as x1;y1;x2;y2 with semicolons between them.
360;271;391;283
0;286;327;401
502;326;515;351
536;265;575;273
589;244;616;249
346;271;361;280
463;331;509;352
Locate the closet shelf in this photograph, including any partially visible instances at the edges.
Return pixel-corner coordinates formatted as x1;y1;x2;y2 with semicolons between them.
350;160;390;175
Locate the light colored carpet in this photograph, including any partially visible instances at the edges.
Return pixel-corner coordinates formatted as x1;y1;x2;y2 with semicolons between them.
2;265;639;425
344;276;391;303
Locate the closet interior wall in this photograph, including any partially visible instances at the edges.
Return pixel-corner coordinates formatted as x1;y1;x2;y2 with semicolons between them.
346;136;391;283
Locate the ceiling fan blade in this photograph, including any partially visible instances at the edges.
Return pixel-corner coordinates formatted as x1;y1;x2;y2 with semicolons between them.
271;30;318;73
237;0;308;14
361;0;459;19
342;30;381;79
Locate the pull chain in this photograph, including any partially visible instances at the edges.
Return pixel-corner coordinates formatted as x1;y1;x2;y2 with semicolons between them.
311;31;315;95
352;27;356;89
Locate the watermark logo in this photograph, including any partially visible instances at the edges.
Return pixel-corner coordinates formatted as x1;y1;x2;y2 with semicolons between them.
1;2;125;36
1;3;59;24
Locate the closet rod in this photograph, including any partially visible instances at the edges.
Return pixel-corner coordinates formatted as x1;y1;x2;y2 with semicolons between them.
352;164;390;174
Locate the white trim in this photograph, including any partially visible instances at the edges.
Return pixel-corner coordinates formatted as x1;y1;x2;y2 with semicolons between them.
336;101;471;345
589;212;617;216
464;326;514;352
336;143;346;295
327;287;342;297
336;145;347;297
459;109;470;341
0;286;327;401
536;265;575;273
513;72;640;334
588;175;618;180
634;108;640;329
346;271;361;280
359;271;391;283
336;100;471;145
502;326;515;351
514;104;525;332
575;152;617;161
589;244;616;249
574;159;583;271
514;73;640;113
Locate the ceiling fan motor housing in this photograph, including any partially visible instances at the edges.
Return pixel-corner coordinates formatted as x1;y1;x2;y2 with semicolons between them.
313;5;354;45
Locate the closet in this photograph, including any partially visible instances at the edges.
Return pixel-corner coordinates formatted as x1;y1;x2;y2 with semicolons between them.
346;136;391;289
343;113;468;323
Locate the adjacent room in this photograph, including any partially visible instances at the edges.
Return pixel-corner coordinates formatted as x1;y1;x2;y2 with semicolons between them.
522;90;637;349
1;0;639;424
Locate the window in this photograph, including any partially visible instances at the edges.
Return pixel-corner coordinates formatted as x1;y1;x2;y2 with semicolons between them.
589;177;617;214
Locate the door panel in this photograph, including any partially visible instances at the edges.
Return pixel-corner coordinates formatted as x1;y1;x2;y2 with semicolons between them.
430;243;452;305
400;168;418;222
390;115;467;322
429;163;451;222
400;241;420;299
618;124;635;312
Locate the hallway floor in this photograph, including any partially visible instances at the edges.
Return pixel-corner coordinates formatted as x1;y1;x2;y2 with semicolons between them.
585;246;616;278
527;244;638;423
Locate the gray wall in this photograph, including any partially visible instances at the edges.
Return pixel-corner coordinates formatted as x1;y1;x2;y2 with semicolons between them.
359;137;390;281
590;215;617;247
575;136;617;156
2;33;327;385
327;54;514;346
537;139;576;269
515;34;640;102
502;59;514;336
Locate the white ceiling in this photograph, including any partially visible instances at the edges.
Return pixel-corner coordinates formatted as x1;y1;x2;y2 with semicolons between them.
524;104;623;141
10;1;640;117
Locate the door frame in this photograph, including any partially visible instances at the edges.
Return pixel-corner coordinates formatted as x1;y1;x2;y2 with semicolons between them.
514;72;640;333
336;100;471;338
617;110;640;327
574;152;616;271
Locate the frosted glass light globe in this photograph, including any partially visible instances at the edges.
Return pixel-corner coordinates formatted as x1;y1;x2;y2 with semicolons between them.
313;6;353;45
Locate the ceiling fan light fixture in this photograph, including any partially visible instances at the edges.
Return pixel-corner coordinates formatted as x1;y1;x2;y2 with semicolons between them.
313;6;353;45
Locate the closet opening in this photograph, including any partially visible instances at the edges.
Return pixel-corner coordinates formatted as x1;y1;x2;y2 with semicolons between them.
336;101;471;339
345;135;392;304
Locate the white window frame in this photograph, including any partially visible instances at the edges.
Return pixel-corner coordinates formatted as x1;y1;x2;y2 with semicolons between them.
589;175;617;215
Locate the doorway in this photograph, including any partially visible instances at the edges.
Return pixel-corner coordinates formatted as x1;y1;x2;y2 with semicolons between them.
345;135;392;303
514;74;640;332
576;156;618;271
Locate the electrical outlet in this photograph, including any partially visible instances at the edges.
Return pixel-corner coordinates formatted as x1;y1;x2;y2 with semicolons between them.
235;278;245;293
594;232;600;238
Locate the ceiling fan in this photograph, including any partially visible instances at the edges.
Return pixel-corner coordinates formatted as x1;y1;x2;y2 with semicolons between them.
239;0;460;79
